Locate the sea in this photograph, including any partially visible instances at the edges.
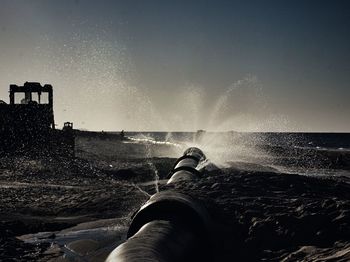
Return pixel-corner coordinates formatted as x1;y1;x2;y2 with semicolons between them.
124;131;350;179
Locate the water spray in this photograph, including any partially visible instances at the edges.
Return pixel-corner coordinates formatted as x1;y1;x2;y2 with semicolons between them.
106;147;213;262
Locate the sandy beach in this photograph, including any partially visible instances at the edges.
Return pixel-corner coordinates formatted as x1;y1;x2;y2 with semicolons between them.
1;133;350;261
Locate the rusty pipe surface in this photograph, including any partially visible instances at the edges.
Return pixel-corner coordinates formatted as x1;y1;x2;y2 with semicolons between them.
106;147;212;262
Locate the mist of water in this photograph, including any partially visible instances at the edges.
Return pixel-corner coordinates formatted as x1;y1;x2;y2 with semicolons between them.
149;76;292;167
122;76;295;170
140;134;162;193
10;29;300;169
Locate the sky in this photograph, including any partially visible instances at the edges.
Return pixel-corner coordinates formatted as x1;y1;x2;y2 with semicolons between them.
0;0;349;132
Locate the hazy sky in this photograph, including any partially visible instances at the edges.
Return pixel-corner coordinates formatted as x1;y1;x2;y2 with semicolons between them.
0;0;349;131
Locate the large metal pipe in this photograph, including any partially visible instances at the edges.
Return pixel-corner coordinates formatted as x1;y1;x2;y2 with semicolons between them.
167;147;206;184
106;147;213;262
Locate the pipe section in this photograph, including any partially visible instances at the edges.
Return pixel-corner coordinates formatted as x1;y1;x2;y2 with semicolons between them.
167;147;206;184
106;147;212;262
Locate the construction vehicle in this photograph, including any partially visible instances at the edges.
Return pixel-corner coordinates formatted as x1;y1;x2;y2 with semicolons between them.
0;82;75;156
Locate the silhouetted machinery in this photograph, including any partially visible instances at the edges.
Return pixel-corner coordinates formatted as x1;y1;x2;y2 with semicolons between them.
0;82;75;156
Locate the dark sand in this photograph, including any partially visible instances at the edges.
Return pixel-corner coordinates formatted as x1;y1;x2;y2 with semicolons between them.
1;135;350;261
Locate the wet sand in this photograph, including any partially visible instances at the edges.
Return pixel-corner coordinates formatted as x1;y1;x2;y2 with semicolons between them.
168;167;350;261
1;135;350;261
